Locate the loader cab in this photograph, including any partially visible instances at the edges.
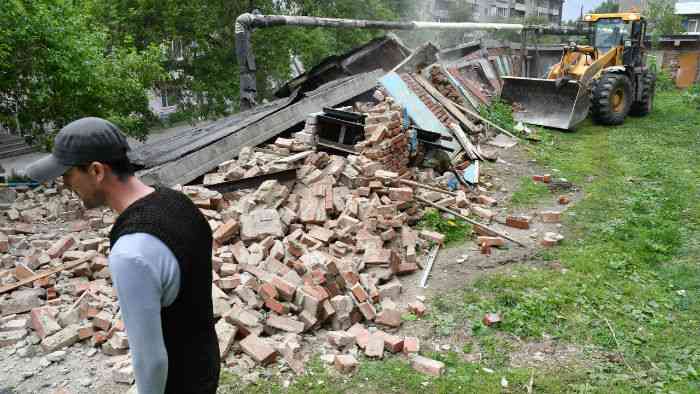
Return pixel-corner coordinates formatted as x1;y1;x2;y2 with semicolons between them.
585;13;646;67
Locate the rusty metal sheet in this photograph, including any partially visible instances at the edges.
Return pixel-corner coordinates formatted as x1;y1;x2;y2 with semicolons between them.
677;52;699;88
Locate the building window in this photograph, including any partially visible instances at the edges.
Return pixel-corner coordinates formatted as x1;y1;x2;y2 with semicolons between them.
160;89;180;108
434;0;449;12
689;19;699;33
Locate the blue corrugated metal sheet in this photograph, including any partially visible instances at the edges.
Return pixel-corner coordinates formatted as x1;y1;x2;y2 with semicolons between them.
379;72;460;158
379;72;448;133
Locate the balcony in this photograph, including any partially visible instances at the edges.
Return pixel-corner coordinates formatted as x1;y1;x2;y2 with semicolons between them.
676;2;700;15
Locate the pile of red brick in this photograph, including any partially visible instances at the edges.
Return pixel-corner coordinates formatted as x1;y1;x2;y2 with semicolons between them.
196;143;454;370
401;73;457;126
354;98;410;175
0;132;453;383
428;67;465;107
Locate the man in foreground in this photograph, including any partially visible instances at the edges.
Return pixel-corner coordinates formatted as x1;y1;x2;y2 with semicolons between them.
26;117;220;394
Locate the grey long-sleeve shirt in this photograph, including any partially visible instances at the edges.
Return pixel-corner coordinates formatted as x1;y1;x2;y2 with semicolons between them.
109;233;181;394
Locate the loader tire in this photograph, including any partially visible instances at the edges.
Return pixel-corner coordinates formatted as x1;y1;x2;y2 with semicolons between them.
630;72;656;117
591;73;633;125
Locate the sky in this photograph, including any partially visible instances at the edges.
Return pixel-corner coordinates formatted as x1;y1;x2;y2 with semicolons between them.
562;0;607;22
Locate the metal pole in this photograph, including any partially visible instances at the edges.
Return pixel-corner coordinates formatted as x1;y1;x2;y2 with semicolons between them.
235;13;525;110
234;13;590;110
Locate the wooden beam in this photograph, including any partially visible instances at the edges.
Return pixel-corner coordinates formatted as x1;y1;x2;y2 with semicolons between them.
416;196;526;247
139;70;384;187
397;179;458;197
420;244;440;288
450;100;520;140
448;123;484;161
0;251;97;295
413;74;480;132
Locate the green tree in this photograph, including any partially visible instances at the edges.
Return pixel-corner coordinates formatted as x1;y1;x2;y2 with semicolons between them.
86;0;400;118
592;1;620;14
0;0;164;144
646;0;685;41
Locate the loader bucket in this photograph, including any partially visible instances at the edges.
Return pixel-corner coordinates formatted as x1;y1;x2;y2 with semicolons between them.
500;77;590;131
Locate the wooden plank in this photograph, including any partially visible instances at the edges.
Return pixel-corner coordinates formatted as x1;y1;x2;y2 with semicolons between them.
130;97;294;168
415;196;525;247
450;100;519;140
448;123;483;161
138;70;384;187
397;179;457;197
203;168;298;194
0;251;97;295
413;74;479;132
317;139;356;155
420;244;440;288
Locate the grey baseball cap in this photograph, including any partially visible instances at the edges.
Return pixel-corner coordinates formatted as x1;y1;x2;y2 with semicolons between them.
25;117;130;183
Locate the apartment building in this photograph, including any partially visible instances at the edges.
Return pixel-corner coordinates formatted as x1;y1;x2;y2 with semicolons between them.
677;0;700;34
428;0;565;24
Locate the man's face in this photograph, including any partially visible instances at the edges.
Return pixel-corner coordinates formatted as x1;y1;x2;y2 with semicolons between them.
62;165;107;209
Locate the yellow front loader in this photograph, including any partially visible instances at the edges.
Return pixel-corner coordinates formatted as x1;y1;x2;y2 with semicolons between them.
501;13;656;130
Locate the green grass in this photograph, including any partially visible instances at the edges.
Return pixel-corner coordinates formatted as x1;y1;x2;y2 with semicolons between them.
509;176;552;206
417;208;472;245
219;92;700;393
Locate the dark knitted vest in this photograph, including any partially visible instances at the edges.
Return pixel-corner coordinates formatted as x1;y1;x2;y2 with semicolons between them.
110;188;220;394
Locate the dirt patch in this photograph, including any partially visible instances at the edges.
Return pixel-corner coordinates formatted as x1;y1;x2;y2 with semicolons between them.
399;140;583;306
389;139;589;370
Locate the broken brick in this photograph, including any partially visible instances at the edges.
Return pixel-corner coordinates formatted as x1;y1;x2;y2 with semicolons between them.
270;276;297;301
388;187;413;202
327;330;356;348
347;323;369;349
334;354;359;374
92;310;112;331
41;324;80;352
358;302;376;321
47;236;75;259
411;355;445;376
264;297;289;315
350;283;369;303
506;215;531;230
408;301;427;317
30;307;61;339
215;320;238;359
375;308;401;328
419;230;445;245
381;332;404;353
540;211;562;223
240;334;277;365
213;219;240;244
483;312;502;326
240;209;284;241
365;332;384;358
0;232;8;253
477;236;505;247
265;315;305;334
541;232;564;247
403;336;420;354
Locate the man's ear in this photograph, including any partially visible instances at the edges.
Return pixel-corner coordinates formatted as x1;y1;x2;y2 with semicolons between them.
87;162;106;183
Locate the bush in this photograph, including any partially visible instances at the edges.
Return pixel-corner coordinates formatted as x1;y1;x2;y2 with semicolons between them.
655;69;676;93
682;82;700;109
479;98;515;131
418;208;472;245
648;55;676;93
